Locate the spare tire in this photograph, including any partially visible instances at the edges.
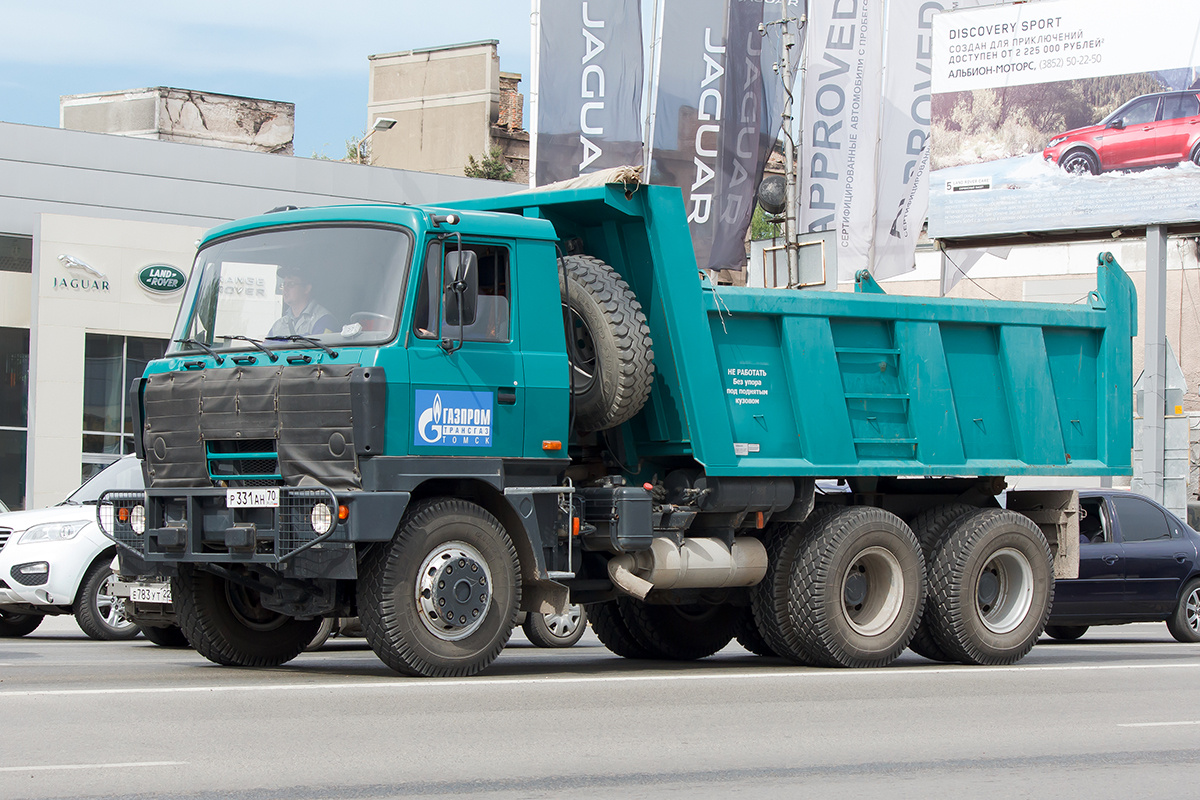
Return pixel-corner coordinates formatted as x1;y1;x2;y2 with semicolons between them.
559;255;654;432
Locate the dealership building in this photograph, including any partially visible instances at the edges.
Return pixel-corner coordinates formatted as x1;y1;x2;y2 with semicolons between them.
0;118;513;511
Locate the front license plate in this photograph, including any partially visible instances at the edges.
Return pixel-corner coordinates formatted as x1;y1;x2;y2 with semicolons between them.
130;584;172;604
226;488;280;508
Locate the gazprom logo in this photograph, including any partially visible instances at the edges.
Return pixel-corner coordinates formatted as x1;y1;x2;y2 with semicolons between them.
415;390;494;447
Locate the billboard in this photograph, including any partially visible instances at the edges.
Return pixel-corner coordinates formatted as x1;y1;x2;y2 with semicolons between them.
531;0;644;186
928;0;1200;239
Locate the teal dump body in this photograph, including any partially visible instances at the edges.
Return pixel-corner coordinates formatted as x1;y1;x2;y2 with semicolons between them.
455;183;1137;479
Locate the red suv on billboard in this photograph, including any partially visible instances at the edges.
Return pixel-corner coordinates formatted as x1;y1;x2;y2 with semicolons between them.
1043;90;1200;174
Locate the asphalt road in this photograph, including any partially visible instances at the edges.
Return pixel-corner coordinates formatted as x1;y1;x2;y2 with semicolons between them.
2;616;1198;800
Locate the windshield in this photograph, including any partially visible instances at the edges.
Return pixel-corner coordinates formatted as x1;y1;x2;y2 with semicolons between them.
66;457;145;505
170;224;413;353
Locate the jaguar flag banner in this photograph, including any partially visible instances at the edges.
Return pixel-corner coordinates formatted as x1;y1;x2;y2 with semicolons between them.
651;0;802;270
709;0;804;271
872;0;987;280
531;0;645;187
799;0;886;281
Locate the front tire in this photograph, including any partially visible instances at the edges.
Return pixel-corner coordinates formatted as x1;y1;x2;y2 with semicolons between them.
787;506;925;668
175;566;320;667
75;558;140;641
358;498;520;677
1060;149;1099;175
1166;579;1200;643
926;509;1053;665
0;610;44;637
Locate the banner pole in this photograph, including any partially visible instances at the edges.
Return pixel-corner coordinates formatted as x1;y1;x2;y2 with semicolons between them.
528;0;541;188
644;0;666;177
781;1;800;286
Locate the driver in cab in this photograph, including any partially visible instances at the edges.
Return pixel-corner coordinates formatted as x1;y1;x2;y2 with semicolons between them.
268;264;337;338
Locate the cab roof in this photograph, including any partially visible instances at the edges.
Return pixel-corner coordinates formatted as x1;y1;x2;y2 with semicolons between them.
200;202;559;248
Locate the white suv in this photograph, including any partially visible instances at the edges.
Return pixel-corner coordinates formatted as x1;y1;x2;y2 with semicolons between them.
0;457;143;639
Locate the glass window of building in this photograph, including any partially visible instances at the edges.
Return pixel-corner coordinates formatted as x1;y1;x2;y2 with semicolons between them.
82;334;166;481
0;326;30;509
0;235;32;273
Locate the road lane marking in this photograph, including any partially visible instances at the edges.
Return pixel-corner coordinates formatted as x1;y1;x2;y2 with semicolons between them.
0;761;185;773
1118;720;1200;728
2;660;1199;699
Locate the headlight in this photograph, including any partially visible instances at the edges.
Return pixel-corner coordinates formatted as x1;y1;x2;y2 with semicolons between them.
1047;136;1067;147
311;502;334;535
18;520;90;544
130;505;147;535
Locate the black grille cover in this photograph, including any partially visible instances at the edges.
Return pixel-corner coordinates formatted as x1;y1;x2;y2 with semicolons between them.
143;364;361;490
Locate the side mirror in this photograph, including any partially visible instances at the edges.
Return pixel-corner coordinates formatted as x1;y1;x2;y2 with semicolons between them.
443;250;479;327
1108;118;1125;130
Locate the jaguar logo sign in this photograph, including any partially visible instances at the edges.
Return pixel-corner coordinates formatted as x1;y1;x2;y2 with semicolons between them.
138;265;186;294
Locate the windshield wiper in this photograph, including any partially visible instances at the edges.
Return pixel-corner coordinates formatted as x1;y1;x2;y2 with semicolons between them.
174;338;225;364
266;335;339;359
225;335;279;363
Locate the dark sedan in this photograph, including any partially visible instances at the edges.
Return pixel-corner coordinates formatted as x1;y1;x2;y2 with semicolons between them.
1045;490;1200;642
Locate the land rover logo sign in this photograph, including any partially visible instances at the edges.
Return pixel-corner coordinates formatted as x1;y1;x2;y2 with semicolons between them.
138;265;186;294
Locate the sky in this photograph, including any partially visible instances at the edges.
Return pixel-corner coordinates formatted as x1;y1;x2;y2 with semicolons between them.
0;0;536;158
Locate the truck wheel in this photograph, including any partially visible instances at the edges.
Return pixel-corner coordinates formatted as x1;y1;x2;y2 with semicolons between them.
617;597;736;660
522;604;587;648
732;605;776;656
750;507;840;665
75;558;141;641
907;504;976;663
1166;578;1200;643
926;509;1053;665
140;624;190;648
559;255;654;433
586;600;654;659
787;506;925;668
0;610;44;637
1043;624;1088;641
357;498;520;678
175;566;320;667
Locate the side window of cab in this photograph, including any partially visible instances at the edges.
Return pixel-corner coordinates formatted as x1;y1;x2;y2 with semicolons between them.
413;240;511;343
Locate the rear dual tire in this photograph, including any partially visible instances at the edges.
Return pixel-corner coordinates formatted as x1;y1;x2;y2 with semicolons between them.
924;509;1053;665
752;506;924;669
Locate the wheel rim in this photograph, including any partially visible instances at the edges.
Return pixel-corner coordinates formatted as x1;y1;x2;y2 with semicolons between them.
975;547;1034;635
1186;587;1200;633
97;574;136;633
415;541;493;641
840;546;904;637
1064;154;1092;174
543;604;583;637
223;582;288;632
565;306;598;395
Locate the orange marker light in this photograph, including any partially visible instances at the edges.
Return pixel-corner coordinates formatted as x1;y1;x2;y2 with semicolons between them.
572;517;581;536
338;504;349;521
755;511;765;529
542;440;562;451
117;507;130;523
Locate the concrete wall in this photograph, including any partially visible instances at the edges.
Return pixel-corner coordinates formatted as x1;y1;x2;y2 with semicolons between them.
367;41;502;176
62;88;296;155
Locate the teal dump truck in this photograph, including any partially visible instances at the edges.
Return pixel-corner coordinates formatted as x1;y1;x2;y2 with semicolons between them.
99;181;1136;677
